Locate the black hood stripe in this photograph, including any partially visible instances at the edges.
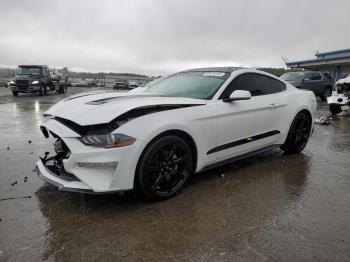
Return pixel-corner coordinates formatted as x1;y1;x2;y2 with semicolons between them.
85;94;168;105
54;104;203;136
64;91;117;101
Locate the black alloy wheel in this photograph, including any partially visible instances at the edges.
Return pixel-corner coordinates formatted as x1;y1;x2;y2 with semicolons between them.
281;112;311;154
138;135;193;200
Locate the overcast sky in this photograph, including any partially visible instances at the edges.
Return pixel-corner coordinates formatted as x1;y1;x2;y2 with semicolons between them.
0;0;349;75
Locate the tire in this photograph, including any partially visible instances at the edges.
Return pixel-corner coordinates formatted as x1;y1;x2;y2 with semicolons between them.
137;135;193;201
43;84;47;95
320;87;332;101
38;85;43;96
281;112;312;154
329;104;342;115
12;91;18;96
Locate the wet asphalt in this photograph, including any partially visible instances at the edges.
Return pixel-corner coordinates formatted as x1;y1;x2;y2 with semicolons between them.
0;86;349;262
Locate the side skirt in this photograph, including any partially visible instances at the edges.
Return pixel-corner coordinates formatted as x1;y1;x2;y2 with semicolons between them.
199;144;281;172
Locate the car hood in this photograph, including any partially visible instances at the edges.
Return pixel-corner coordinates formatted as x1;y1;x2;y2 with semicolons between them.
336;76;350;85
45;91;207;125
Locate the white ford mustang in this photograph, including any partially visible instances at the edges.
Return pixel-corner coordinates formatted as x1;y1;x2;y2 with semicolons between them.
36;67;317;200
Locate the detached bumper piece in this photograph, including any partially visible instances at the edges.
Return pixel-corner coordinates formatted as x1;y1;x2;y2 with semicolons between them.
36;159;94;193
36;131;95;193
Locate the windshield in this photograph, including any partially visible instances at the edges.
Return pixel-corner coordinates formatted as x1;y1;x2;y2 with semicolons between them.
144;71;230;99
280;72;305;82
17;67;41;75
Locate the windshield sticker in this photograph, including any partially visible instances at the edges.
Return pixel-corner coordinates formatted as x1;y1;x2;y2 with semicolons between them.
203;72;225;77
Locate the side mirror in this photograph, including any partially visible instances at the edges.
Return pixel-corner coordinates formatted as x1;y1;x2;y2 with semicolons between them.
223;90;251;102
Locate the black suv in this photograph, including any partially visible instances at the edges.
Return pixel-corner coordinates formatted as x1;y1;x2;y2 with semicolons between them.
9;65;52;96
280;71;334;101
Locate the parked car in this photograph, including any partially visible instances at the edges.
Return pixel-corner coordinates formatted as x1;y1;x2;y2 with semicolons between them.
113;80;129;89
36;67;316;200
70;80;89;87
128;80;139;89
280;71;334;101
327;74;350;114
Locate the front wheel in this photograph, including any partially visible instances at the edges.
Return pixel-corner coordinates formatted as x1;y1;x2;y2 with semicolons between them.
281;112;311;154
12;90;18;96
137;135;193;201
329;104;342;115
38;85;43;96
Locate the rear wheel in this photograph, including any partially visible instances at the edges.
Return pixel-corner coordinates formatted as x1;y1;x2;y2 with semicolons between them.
281;112;311;154
137;135;193;201
12;91;18;96
329;104;342;115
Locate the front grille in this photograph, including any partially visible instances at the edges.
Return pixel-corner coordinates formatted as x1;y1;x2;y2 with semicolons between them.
18;86;29;91
16;80;29;85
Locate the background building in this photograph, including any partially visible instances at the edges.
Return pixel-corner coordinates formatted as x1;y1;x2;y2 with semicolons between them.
285;48;350;80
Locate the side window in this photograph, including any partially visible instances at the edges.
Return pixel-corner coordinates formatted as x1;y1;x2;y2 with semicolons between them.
303;72;312;81
324;73;333;80
311;72;322;80
219;73;286;99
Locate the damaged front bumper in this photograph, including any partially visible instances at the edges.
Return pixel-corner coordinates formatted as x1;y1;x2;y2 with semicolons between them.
36;159;95;193
36;119;143;194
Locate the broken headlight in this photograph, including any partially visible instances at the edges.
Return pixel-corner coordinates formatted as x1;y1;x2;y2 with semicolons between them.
80;133;136;149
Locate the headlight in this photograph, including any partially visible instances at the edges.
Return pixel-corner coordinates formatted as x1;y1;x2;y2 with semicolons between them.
80;133;136;148
9;80;14;85
31;80;39;85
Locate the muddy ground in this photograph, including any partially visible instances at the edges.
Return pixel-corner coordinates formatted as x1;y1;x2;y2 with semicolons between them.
0;86;349;262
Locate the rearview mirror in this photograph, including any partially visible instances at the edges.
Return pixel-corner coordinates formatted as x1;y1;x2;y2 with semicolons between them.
223;90;251;102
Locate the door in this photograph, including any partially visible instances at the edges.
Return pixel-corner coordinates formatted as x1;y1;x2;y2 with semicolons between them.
213;73;287;160
310;72;323;95
302;72;316;93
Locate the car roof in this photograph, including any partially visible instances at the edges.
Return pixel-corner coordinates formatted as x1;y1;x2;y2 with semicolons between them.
287;70;325;74
180;67;244;73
